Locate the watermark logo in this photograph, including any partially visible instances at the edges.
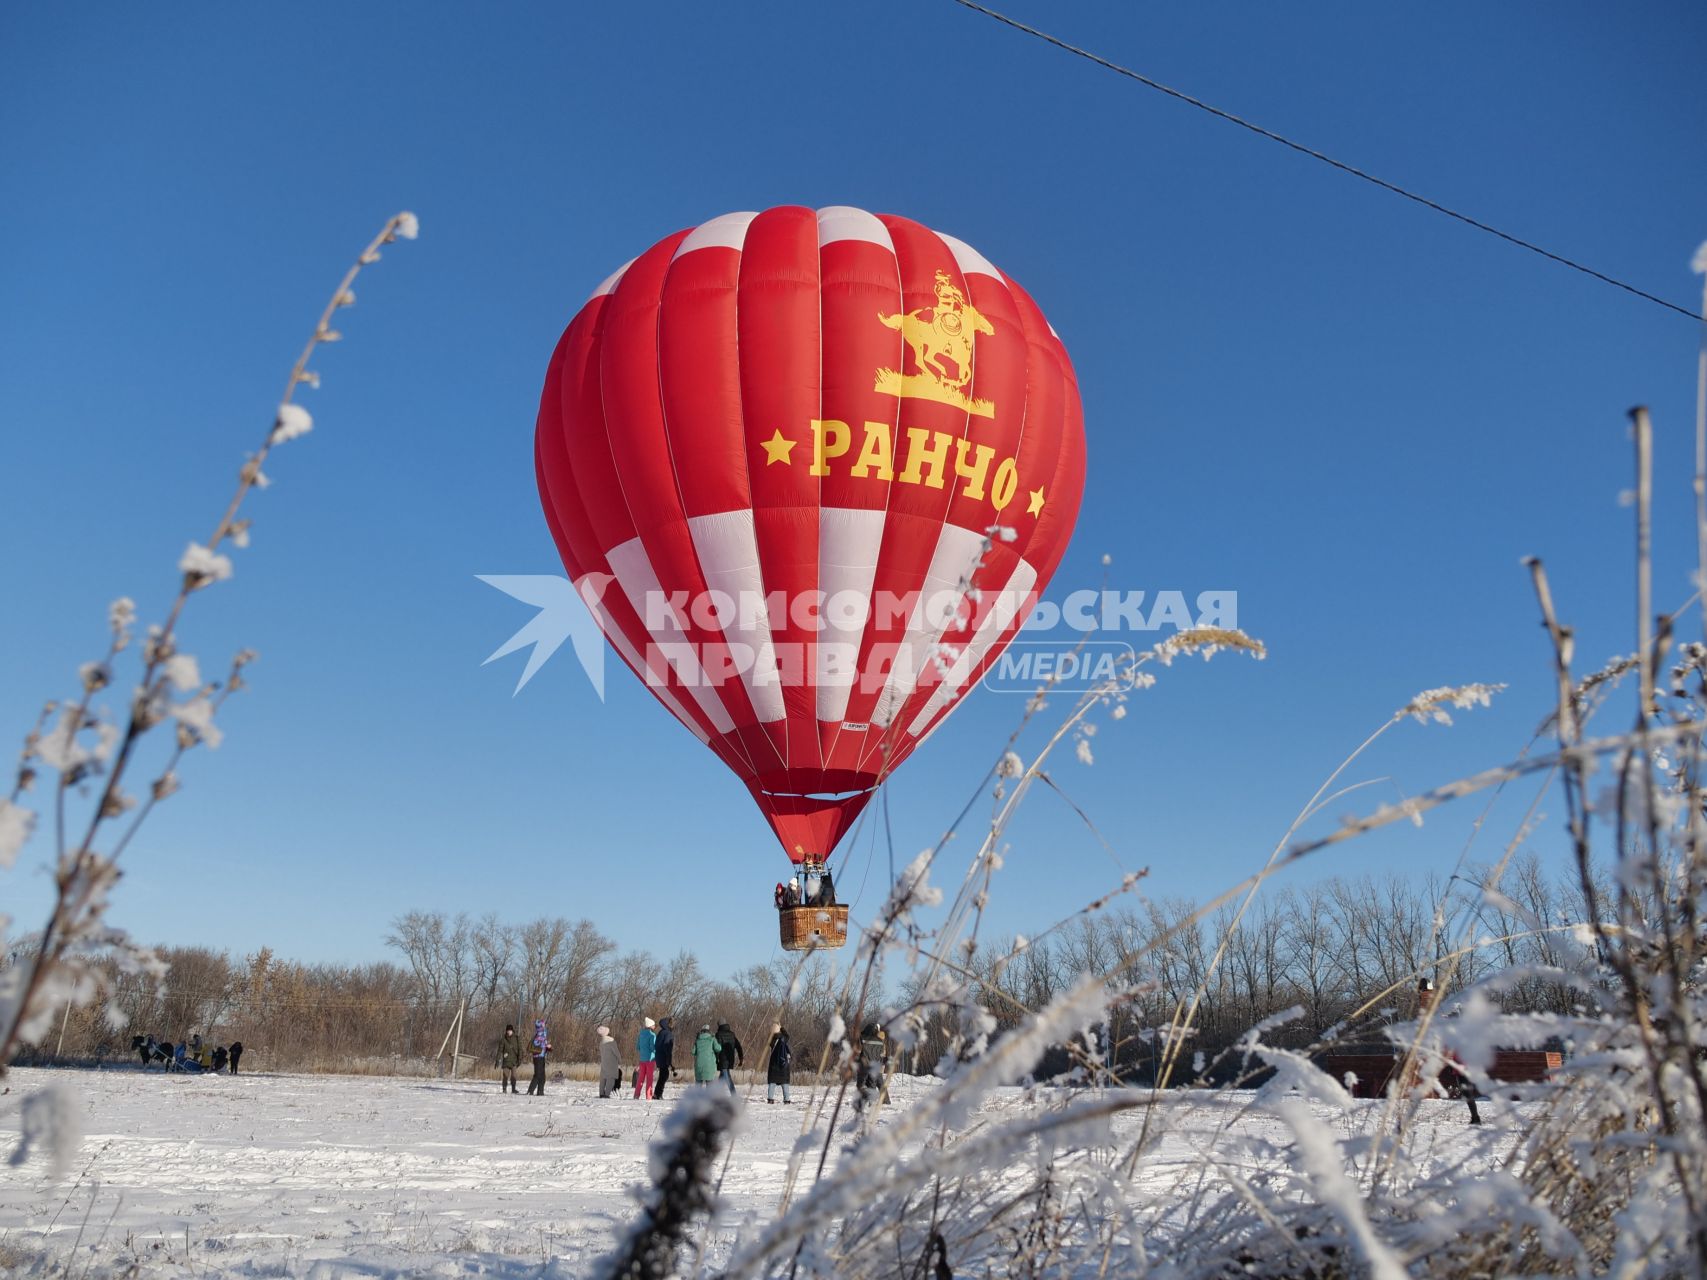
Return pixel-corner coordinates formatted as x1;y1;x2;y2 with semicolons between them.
480;578;1237;701
980;641;1140;694
478;574;611;697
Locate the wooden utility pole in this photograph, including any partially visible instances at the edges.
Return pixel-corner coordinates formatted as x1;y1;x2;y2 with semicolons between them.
452;997;465;1074
435;997;467;1076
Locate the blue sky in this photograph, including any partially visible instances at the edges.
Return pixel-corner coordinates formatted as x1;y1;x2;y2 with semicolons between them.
2;3;1704;980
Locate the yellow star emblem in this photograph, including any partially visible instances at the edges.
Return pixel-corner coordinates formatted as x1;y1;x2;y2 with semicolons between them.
1027;487;1045;516
760;429;797;466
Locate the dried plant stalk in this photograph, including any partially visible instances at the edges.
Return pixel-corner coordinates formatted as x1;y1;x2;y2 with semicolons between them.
0;213;419;1083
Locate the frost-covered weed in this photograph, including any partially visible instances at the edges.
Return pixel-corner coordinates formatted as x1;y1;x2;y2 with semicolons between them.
598;1089;739;1280
0;214;418;1177
667;390;1707;1277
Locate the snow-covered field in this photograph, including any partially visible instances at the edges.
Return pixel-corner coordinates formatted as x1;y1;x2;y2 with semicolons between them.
0;1064;1527;1277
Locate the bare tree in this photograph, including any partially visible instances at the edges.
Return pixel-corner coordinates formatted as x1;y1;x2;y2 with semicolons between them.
469;912;515;1017
1281;884;1351;1038
511;916;574;1021
386;910;455;1010
157;946;236;1040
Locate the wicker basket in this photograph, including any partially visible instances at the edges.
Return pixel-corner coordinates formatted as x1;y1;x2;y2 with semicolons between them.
779;904;849;951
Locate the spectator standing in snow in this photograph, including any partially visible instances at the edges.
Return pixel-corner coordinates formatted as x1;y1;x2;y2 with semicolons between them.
876;1026;891;1102
855;1022;889;1112
496;1024;523;1094
597;1025;622;1098
634;1018;658;1098
765;1024;793;1104
652;1017;675;1099
693;1025;719;1084
1415;978;1479;1124
526;1019;550;1095
228;1041;243;1073
1443;1052;1482;1125
715;1021;744;1096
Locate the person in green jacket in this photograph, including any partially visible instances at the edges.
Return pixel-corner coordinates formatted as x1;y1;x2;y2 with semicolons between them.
495;1024;524;1094
693;1025;720;1084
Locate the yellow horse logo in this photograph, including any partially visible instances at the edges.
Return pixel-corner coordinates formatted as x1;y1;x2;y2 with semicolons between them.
875;271;995;418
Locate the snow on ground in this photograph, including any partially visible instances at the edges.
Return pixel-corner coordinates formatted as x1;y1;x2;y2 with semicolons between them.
0;1064;1529;1277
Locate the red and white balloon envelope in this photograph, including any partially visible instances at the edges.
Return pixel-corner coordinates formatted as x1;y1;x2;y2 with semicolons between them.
535;206;1086;905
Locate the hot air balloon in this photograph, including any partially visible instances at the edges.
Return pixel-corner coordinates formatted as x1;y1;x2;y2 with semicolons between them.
535;206;1085;949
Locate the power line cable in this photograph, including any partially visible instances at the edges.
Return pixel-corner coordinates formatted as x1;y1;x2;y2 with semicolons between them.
948;0;1700;324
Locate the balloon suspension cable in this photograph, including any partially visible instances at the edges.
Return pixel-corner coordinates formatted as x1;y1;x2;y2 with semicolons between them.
882;785;896;886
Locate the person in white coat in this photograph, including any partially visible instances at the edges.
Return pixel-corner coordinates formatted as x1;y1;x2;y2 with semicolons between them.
597;1025;622;1098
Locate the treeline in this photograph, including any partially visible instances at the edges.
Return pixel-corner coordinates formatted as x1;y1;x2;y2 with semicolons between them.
12;855;1599;1080
928;854;1598;1079
17;912;849;1076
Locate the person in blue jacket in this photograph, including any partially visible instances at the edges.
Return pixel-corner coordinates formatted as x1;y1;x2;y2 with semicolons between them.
634;1017;658;1098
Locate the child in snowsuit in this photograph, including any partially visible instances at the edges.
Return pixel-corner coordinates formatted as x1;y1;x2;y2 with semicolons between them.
527;1020;550;1095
